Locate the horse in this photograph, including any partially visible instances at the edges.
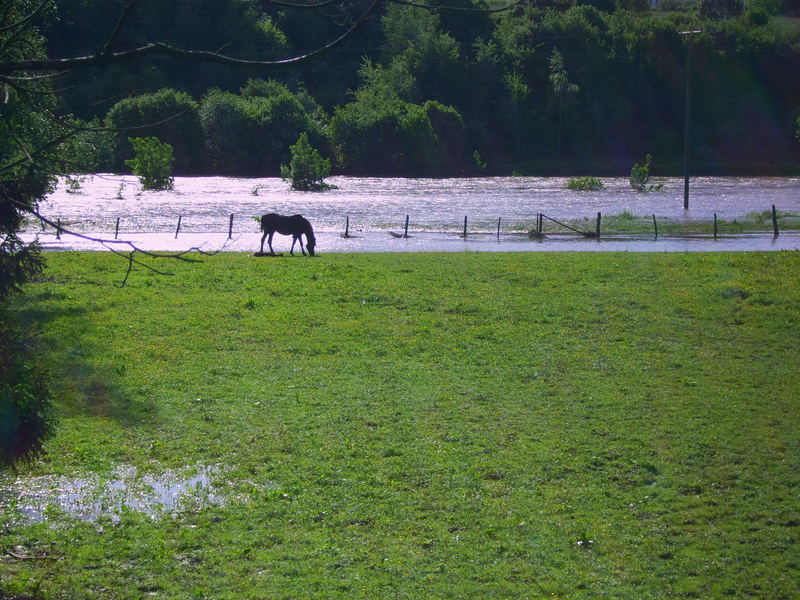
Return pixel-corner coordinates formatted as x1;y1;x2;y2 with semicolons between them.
259;213;316;256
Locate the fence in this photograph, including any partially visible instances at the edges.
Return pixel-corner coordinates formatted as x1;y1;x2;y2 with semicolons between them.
38;205;795;243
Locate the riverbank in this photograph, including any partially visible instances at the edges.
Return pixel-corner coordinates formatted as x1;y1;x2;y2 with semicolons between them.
2;252;798;599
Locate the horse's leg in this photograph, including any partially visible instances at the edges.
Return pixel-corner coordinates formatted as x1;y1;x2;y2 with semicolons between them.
260;230;268;253
268;231;276;255
290;236;297;256
299;235;306;256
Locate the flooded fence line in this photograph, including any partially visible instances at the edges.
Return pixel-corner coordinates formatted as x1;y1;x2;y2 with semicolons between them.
34;205;791;242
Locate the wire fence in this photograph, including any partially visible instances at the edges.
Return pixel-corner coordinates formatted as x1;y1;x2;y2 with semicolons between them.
28;204;799;242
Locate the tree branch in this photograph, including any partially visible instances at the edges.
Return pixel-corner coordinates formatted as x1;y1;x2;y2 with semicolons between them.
22;205;230;287
389;0;531;12
97;0;142;59
0;0;385;74
0;0;50;34
0;0;50;59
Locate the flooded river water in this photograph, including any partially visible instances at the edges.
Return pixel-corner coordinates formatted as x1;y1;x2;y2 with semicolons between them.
26;174;800;252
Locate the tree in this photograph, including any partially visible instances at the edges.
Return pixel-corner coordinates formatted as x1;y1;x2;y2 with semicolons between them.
199;81;327;176
630;154;663;192
700;0;743;20
125;136;175;190
281;132;331;191
106;88;203;174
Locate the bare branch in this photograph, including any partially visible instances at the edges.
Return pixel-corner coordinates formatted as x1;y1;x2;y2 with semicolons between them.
0;70;70;82
0;0;385;74
389;0;531;13
97;0;142;58
259;0;347;8
22;205;230;287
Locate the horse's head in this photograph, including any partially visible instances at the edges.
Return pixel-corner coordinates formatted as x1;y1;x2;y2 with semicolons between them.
306;236;316;256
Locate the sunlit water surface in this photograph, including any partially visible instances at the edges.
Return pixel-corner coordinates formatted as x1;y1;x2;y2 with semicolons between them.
25;175;800;252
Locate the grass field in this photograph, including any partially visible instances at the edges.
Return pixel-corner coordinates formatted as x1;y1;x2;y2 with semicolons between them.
1;251;798;599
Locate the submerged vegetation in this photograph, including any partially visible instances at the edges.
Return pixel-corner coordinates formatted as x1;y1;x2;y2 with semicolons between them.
281;133;333;191
1;251;798;598
630;154;664;192
124;137;175;191
565;176;604;191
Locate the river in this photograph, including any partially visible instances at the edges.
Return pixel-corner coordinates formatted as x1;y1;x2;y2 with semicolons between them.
26;175;800;252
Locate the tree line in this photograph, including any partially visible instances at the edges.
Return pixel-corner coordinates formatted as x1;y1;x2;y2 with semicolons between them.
50;0;800;176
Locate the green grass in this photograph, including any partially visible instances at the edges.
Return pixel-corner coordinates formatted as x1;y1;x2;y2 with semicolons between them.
1;251;799;599
561;209;800;236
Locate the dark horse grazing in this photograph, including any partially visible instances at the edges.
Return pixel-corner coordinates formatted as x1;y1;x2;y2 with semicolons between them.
259;213;316;256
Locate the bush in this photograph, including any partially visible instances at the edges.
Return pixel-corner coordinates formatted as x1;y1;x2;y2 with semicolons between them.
199;81;326;176
106;89;203;174
281;133;331;191
630;154;663;192
566;176;604;191
125;137;175;191
330;93;464;176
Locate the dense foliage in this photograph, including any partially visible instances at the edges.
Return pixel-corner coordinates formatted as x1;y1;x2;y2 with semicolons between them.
125;137;175;190
32;0;800;176
281;133;332;191
630;154;663;191
0;0;61;466
565;175;604;190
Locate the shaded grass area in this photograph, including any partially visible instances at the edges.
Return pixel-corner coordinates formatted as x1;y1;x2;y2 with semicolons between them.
1;251;798;599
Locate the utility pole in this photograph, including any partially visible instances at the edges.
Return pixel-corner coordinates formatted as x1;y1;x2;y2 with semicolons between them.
680;30;701;210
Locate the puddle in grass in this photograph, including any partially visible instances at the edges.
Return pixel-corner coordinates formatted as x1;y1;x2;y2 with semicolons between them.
0;464;271;524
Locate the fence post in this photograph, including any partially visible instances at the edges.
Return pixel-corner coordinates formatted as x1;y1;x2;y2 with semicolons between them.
56;218;61;239
228;214;234;239
175;215;182;239
404;214;409;238
538;213;543;234
497;217;501;240
115;217;120;239
596;212;601;239
462;215;468;238
344;216;350;238
772;205;779;237
652;214;658;239
713;213;718;239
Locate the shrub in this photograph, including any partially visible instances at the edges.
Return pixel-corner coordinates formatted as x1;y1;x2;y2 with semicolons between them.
330;94;460;176
281;133;331;191
630;154;663;192
566;176;604;191
106;89;203;174
125;137;175;191
199;81;326;176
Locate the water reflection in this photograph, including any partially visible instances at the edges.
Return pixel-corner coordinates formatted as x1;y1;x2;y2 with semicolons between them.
0;465;236;523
